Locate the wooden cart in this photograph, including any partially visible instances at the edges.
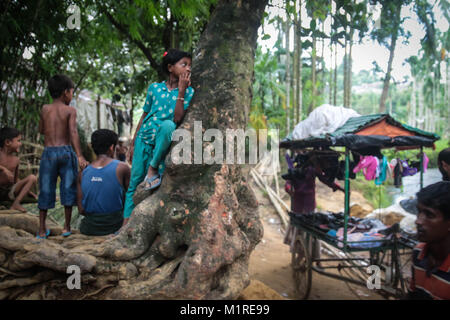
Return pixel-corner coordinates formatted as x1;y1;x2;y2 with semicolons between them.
280;114;440;299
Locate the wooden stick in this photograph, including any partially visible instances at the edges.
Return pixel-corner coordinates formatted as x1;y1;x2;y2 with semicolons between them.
272;159;280;196
18;165;40;170
19;153;40;158
80;284;115;300
21;141;44;151
251;169;289;228
252;169;290;212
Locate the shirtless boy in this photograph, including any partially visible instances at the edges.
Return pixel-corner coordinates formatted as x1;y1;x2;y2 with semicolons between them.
0;127;37;212
37;74;88;239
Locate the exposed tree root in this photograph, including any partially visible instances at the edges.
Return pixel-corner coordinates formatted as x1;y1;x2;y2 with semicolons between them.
0;0;268;300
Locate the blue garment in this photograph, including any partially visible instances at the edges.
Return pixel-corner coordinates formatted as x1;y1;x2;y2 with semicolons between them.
123;120;176;218
138;81;194;145
375;156;388;185
123;81;194;220
81;160;124;214
38;145;78;209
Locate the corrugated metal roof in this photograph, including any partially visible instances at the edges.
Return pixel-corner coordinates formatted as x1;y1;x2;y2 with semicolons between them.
280;113;440;149
329;114;386;137
329;114;439;139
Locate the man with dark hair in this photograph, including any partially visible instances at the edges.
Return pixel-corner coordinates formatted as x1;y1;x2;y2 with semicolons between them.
0;127;37;212
407;181;450;300
438;147;450;181
37;74;88;239
77;129;130;236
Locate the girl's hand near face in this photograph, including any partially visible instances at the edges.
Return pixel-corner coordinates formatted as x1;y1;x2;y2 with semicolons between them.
178;72;190;92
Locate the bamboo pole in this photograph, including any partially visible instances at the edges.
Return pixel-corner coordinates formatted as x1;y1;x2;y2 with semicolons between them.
251;169;290;212
250;169;289;228
272;157;280;196
21;141;44;151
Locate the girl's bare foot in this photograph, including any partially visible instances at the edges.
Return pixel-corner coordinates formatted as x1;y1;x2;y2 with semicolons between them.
144;166;160;189
62;225;71;237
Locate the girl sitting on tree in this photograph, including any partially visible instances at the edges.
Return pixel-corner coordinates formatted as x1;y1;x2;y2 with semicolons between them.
123;49;194;225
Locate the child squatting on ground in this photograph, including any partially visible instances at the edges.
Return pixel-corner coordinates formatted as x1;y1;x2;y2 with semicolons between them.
123;49;195;225
0;127;38;212
37;74;88;239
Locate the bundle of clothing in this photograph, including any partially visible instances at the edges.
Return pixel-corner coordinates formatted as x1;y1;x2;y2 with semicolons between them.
290;211;416;249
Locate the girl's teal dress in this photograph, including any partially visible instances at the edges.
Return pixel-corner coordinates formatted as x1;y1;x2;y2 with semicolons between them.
123;81;194;218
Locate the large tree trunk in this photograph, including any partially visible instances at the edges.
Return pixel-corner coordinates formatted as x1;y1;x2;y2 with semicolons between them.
379;32;397;113
0;0;267;300
379;3;401;113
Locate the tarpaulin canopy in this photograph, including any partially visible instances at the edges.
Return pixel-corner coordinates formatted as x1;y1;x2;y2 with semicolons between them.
280;114;440;150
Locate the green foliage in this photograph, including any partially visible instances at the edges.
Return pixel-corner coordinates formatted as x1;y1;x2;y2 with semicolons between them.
250;46;286;132
351;175;393;209
0;0;90;134
0;0;216;142
370;0;411;48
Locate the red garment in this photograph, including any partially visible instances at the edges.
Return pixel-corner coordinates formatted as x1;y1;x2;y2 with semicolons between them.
409;242;450;300
289;166;316;214
287;166;343;214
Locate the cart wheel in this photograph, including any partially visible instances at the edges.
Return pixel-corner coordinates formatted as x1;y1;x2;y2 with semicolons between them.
291;234;312;300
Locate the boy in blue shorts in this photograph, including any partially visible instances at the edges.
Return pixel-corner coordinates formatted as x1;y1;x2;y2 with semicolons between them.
37;74;88;239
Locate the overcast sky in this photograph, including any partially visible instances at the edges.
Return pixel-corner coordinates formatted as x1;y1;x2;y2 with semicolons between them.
258;0;449;82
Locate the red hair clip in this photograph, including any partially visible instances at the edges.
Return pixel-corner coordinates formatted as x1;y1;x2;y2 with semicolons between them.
163;51;168;57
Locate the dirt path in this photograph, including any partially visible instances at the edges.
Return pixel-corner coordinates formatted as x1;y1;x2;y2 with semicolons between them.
248;180;385;300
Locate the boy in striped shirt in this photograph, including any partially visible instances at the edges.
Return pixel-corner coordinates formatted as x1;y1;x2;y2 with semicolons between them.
408;181;450;300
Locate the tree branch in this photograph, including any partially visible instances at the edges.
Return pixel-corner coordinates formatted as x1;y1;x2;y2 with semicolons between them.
102;9;164;80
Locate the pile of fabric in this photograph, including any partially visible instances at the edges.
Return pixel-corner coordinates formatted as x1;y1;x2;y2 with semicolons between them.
365;200;418;235
291;104;360;140
290;211;418;249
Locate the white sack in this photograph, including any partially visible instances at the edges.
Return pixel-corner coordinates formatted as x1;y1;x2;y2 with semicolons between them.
292;104;360;140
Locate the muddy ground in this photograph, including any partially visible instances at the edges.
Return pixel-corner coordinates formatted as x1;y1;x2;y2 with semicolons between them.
248;179;387;300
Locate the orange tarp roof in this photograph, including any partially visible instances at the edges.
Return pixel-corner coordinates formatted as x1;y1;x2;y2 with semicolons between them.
356;119;415;137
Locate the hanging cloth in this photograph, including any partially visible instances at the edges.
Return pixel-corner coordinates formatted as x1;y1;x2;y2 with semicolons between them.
374;157;380;179
285;153;294;169
423;153;429;172
353;156;378;181
375;156;388;185
393;158;403;188
410;153;429;173
401;159;418;177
